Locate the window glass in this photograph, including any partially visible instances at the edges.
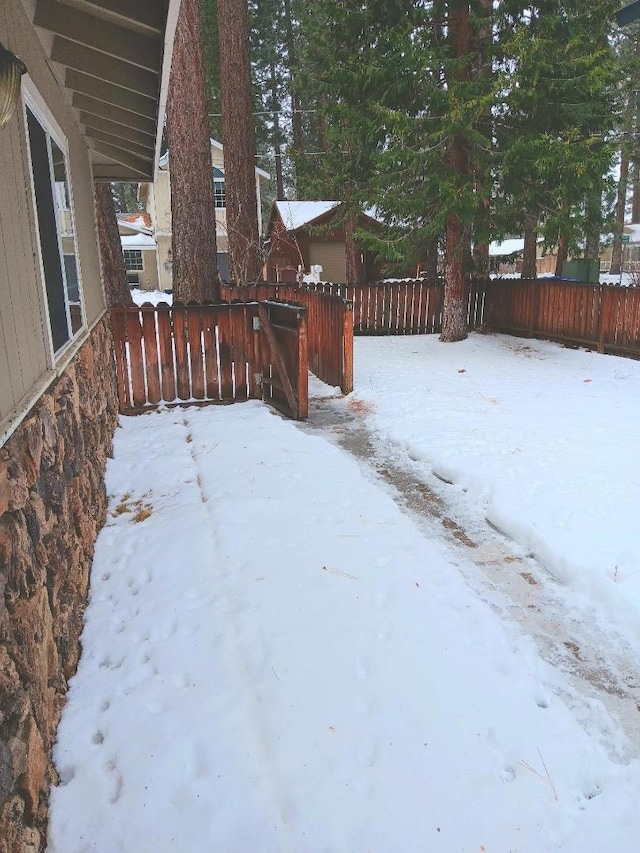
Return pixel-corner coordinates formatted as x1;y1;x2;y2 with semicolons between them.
214;180;226;209
212;166;226;208
26;106;84;352
123;249;143;271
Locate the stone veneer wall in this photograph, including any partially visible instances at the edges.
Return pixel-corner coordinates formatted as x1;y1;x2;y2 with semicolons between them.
0;317;118;852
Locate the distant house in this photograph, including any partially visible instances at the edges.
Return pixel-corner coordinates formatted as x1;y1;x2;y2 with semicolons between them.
117;212;158;291
600;224;640;275
264;200;384;283
139;138;269;287
489;237;556;276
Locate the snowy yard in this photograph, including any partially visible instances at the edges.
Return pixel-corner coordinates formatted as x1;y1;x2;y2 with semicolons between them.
48;332;640;852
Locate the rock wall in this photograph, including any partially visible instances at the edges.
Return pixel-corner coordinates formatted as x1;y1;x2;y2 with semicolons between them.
0;318;118;852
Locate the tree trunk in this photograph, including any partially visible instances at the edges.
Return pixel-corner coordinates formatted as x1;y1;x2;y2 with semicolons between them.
521;211;538;279
632;161;640;223
555;232;569;277
471;0;491;279
94;182;133;308
610;148;630;275
283;0;304;185
442;212;469;341
270;60;285;200
217;0;262;283
584;188;602;261
345;213;364;284
422;237;439;281
167;0;219;302
441;3;470;343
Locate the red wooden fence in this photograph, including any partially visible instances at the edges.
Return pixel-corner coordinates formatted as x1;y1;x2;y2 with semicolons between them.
303;279;486;335
485;279;640;357
110;300;308;418
299;277;640;360
220;283;353;392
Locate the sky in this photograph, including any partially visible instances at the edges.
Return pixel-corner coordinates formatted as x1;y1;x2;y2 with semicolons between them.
47;330;640;852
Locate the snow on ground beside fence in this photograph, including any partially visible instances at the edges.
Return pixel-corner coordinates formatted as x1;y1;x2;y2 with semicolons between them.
48;401;640;852
131;288;173;306
352;333;640;642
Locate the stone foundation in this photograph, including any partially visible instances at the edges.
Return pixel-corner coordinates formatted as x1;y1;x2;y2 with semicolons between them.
0;318;119;852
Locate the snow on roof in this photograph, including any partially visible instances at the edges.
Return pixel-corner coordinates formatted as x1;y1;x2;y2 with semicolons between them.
489;238;525;257
275;200;340;231
624;224;640;243
120;234;157;249
118;212;152;234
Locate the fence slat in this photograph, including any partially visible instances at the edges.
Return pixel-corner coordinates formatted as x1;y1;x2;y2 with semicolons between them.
141;305;161;404
157;303;176;402
172;307;191;400
125;310;146;407
109;309;131;411
187;305;205;400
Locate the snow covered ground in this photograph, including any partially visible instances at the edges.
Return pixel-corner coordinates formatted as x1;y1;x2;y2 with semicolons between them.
47;333;640;852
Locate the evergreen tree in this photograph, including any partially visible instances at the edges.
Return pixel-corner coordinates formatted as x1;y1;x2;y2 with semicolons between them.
217;0;263;282
497;1;619;277
94;183;133;307
167;0;219;302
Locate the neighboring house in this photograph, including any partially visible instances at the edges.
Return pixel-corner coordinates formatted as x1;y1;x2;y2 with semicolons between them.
264;200;384;283
599;225;640;275
490;237;555;276
139;137;269;287
0;1;178;846
117;211;159;291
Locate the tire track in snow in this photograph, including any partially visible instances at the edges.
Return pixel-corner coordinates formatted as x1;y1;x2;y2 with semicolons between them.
298;395;640;763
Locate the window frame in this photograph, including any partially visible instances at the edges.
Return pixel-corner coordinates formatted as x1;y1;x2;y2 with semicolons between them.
22;79;86;362
123;248;144;271
213;166;226;209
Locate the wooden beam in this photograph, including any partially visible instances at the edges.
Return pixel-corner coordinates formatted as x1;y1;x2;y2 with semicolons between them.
258;303;299;419
35;0;161;71
92;164;151;181
66;70;157;118
79;112;154;147
73;92;156;136
75;0;164;34
90;139;152;177
52;38;158;99
86;126;154;159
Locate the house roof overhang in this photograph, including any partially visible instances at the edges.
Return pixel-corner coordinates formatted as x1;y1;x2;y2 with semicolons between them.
24;0;180;181
617;1;640;26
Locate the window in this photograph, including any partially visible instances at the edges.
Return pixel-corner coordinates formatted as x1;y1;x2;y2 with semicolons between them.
123;249;144;271
25;102;83;354
213;166;226;209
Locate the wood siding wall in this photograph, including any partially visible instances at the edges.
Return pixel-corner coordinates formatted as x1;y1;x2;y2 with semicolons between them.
0;2;106;438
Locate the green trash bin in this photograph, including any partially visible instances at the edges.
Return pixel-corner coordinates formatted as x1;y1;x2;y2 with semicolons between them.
562;259;600;283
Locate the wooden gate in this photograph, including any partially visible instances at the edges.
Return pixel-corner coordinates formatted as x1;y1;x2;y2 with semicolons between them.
110;300;308;420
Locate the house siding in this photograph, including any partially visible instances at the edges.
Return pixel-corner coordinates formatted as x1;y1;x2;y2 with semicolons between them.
309;241;347;283
1;1;106;438
1;6;120;849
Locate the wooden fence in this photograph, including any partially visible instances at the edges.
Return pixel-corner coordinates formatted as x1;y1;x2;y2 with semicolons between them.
220;283;353;392
110;300;308;419
485;278;640;357
298;277;640;359
303;279;486;335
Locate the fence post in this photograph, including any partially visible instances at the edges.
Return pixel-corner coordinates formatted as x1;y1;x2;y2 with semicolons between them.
297;308;309;420
597;285;609;354
343;301;354;394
